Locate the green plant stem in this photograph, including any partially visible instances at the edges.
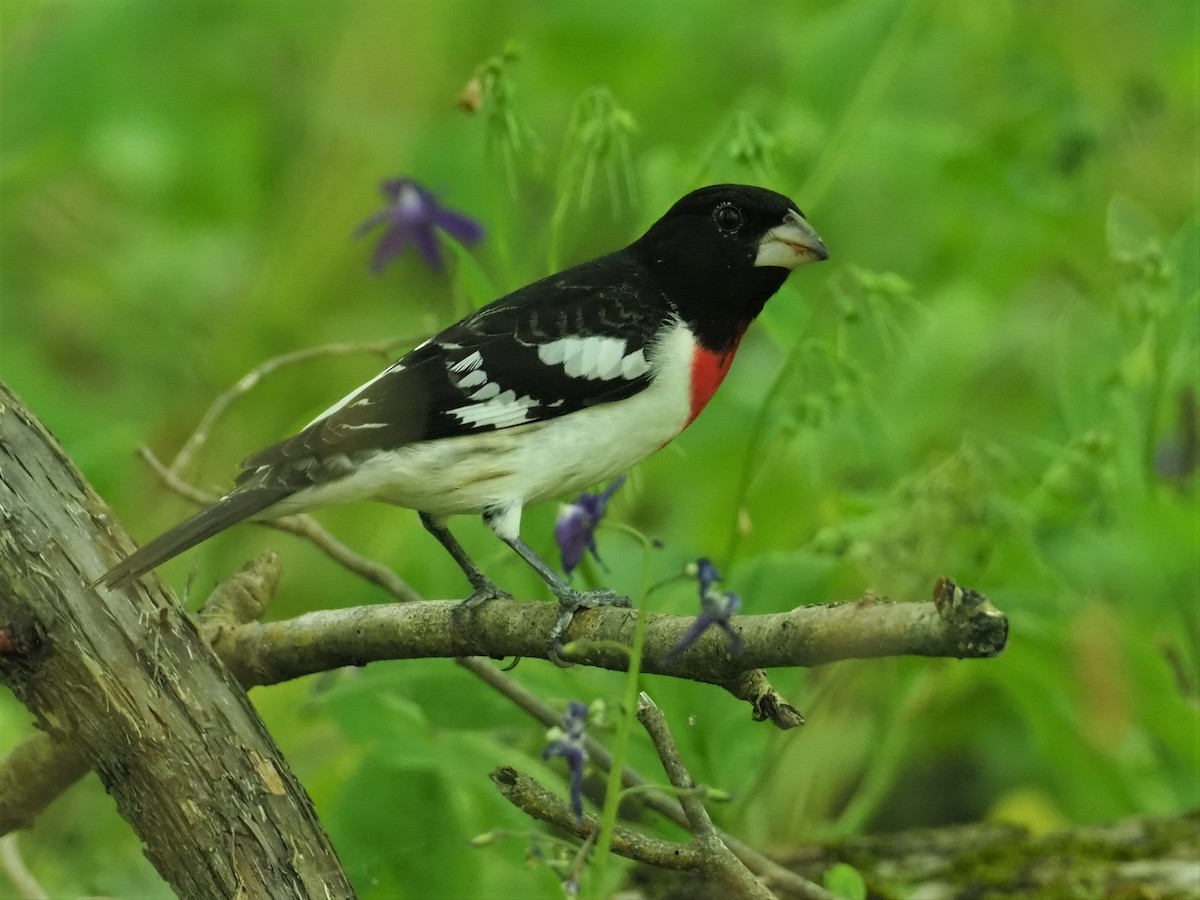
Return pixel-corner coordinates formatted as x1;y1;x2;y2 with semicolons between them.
798;0;920;209
587;529;654;897
721;337;810;568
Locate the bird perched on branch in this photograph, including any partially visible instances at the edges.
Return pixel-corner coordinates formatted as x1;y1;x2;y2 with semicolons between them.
100;184;828;662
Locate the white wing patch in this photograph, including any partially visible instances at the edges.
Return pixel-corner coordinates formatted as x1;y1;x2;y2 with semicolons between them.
450;351;483;373
537;336;649;381
440;334;652;434
443;347;538;428
450;389;538;429
456;369;487;389
447;350;503;402
468;382;501;401
620;349;648;379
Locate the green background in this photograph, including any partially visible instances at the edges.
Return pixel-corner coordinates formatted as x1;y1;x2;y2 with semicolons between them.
1;0;1197;897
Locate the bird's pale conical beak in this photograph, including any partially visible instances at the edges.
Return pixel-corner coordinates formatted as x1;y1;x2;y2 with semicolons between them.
754;209;829;270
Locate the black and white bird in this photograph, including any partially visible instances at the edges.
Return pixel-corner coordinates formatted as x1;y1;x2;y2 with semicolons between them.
100;184;828;659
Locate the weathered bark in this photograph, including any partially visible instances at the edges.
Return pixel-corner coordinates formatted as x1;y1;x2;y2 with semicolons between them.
0;381;354;899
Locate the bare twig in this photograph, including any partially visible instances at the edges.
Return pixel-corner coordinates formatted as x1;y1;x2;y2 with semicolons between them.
169;335;423;476
0;834;49;900
635;692;813;900
0;732;89;836
635;693;717;836
489;766;702;870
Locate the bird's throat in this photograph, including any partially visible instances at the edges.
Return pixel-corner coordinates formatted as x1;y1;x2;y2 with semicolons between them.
687;327;746;426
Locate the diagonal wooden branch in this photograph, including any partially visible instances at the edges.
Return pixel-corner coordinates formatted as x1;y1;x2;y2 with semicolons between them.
490;766;706;871
0;381;355;899
634;692;794;899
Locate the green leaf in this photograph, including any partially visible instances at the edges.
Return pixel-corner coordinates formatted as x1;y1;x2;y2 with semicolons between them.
824;862;867;900
447;238;499;309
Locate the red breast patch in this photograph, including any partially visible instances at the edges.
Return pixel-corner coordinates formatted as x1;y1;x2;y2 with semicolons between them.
687;332;745;426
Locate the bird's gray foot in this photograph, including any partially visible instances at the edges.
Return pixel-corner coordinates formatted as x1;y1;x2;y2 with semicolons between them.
547;587;630;667
459;577;512;611
420;511;511;611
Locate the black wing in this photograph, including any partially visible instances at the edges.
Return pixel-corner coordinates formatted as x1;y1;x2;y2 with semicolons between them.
236;249;668;491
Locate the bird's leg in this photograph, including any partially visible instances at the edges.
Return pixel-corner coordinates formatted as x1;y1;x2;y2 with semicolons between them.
418;512;510;607
483;508;630;666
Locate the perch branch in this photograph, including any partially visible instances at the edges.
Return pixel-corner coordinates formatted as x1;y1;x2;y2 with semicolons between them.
203;586;1005;696
142;424;1008;689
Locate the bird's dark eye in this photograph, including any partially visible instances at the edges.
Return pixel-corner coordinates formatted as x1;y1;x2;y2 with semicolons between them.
713;203;744;234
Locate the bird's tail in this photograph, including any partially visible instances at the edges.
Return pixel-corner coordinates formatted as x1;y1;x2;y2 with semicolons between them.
99;487;291;590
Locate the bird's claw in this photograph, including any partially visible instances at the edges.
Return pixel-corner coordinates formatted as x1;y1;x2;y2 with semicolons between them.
452;581;512;637
547;588;630;666
458;580;512;611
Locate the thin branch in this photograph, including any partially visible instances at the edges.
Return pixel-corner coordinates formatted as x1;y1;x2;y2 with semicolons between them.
0;834;49;900
634;692;829;900
169;335;423;476
136;448;892;734
489;766;702;871
0;731;89;836
635;693;717;836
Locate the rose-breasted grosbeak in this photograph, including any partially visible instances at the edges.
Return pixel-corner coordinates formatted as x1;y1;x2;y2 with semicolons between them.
100;184;827;660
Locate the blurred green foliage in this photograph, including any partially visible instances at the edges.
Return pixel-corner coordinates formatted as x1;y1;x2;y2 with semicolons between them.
1;0;1197;897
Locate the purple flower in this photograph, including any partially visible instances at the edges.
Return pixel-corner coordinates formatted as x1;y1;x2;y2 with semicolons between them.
355;178;483;274
554;475;626;577
663;557;743;663
1155;388;1198;481
542;701;589;821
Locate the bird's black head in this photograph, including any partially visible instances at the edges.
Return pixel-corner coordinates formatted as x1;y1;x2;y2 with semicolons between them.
630;184;827;352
